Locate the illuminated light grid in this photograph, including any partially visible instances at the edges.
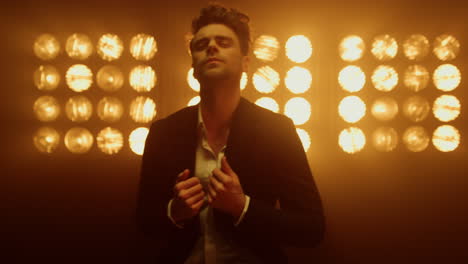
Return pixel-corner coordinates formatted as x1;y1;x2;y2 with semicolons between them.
34;65;60;91
97;97;124;123
187;68;200;92
65;95;93;122
371;97;399;121
338;96;366;123
64;127;94;154
65;33;93;60
433;64;461;92
285;66;312;94
284;97;311;125
97;34;124;61
33;126;60;154
34;33;60;60
402;126;429;152
403;34;429;61
129;127;149;155
34;96;60;122
66;64;93;92
338;127;366;154
130;34;158;61
433;34;460;61
129;65;157;92
255;97;279;113
402;95;430;122
296;128;311;152
371;65;398;92
433;95;461;122
253;66;280;94
285;35;312;63
188;96;201;106
97;65;124;92
404;65;430;92
339;35;365;62
253;35;280;62
372;127;398;152
338;65;365;92
96;127;124;155
432;125;460;152
129;96;157;123
371;34;398;61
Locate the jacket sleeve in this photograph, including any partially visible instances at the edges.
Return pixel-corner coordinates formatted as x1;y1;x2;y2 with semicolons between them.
235;116;325;248
135;120;198;245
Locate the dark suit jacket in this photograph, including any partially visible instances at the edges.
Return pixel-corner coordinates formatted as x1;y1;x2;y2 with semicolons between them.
136;97;325;263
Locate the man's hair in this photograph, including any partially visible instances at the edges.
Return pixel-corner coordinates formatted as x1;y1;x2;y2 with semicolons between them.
191;3;251;56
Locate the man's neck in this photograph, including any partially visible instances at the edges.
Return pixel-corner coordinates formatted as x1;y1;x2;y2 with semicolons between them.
200;83;240;135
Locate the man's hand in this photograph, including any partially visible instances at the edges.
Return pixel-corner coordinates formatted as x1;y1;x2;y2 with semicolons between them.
171;169;206;223
207;157;246;220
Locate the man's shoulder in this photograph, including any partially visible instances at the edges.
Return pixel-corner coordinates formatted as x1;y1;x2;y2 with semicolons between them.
149;105;197;130
240;98;291;125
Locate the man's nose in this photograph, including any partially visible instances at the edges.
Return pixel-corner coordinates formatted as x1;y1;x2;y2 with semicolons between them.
206;39;218;54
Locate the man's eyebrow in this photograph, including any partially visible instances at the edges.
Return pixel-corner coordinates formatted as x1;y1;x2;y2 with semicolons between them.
193;35;233;42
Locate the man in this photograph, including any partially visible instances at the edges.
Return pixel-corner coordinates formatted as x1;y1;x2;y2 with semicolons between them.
136;3;325;263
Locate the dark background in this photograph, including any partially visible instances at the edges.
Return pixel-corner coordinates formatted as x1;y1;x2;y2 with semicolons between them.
1;0;468;263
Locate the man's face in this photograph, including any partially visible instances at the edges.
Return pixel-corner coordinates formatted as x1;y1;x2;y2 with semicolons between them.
191;24;248;83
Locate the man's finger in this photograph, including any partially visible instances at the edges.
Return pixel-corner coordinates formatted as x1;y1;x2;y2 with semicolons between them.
209;174;225;192
212;168;230;184
221;156;234;175
176;169;190;183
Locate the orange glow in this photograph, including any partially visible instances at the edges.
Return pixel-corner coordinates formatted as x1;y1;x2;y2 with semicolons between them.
284;97;311;125
129;96;157;123
65;33;93;60
129;65;156;92
433;34;460;61
338;96;366;123
130;34;158;61
338;127;366;154
371;35;398;61
65;95;93;122
253;35;280;62
97;65;124;92
285;35;312;63
34;34;60;60
253;66;280;94
33;127;60;153
403;126;429;152
338;65;365;92
96;127;124;155
433;95;461;122
432;125;460;152
371;97;398;121
403;34;429;61
285;66;312;94
97;34;124;61
129;127;149;155
34;96;60;122
402;96;430;122
97;97;124;122
64;127;94;154
433;64;461;92
255;97;279;113
404;65;429;92
66;64;93;92
34;65;60;91
372;65;398;92
372;127;398;152
339;35;365;62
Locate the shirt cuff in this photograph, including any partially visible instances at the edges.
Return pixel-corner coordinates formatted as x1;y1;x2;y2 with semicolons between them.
167;199;184;229
234;195;250;227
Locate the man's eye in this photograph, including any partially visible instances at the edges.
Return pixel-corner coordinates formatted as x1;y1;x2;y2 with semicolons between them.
217;39;232;47
194;40;208;50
